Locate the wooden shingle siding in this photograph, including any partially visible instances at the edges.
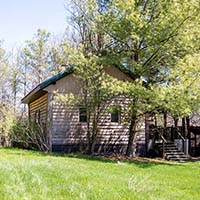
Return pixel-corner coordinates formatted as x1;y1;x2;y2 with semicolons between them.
43;67;146;155
50;94;146;155
51;103;87;144
29;93;48;123
24;66;148;155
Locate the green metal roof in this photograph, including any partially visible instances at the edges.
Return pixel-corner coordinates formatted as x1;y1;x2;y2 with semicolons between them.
21;66;74;104
40;66;74;89
22;65;135;104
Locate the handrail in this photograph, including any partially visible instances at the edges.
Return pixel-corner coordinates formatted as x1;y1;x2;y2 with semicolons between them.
177;130;185;141
160;135;167;143
149;125;188;156
175;128;186;154
160;134;167;159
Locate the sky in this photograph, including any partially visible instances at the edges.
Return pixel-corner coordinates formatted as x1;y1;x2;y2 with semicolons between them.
0;0;68;49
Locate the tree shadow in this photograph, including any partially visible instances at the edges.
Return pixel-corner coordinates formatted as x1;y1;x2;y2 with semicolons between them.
62;153;184;168
1;147;185;168
42;151;184;168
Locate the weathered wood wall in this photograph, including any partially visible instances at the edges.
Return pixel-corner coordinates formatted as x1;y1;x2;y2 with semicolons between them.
44;67;146;155
29;93;48;123
50;95;146;155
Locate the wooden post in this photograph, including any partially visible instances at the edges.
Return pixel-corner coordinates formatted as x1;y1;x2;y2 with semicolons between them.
163;112;167;139
182;117;186;137
164;112;167;128
186;116;190;155
162;141;165;158
186;116;190;138
174;118;179;140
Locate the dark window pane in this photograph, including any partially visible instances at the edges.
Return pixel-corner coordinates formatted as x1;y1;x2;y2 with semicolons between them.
35;110;40;124
111;106;120;123
79;107;87;122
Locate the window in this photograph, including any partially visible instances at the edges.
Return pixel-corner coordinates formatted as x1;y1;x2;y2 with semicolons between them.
79;107;87;122
110;106;121;123
35;110;40;124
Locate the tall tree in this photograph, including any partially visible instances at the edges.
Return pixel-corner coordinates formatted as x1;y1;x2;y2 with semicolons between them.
0;42;16;142
97;0;200;156
57;0;124;153
22;29;51;87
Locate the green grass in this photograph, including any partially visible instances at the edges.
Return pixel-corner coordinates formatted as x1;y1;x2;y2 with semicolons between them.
0;148;199;200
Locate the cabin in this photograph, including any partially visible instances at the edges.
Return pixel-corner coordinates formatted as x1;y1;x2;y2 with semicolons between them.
21;66;146;156
22;66;200;161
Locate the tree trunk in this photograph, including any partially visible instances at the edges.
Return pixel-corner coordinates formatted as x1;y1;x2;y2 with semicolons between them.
126;114;137;157
174;118;178;128
182;117;186;137
174;117;179;139
91;114;98;154
86;108;99;155
86;123;92;154
13;74;17;114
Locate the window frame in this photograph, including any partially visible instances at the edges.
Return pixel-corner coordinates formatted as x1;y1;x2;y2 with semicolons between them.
79;107;87;123
110;106;121;123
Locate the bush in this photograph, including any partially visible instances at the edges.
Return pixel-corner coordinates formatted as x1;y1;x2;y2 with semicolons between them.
10;119;49;152
0;106;15;147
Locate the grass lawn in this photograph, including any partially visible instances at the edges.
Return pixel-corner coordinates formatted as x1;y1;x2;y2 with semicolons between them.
0;148;199;200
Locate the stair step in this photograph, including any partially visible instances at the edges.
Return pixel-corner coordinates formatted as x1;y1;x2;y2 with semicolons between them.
157;145;175;147
169;157;190;161
165;145;178;148
165;150;185;155
166;153;188;156
165;150;182;153
166;156;189;159
161;148;178;150
166;155;189;159
157;142;189;162
170;159;190;162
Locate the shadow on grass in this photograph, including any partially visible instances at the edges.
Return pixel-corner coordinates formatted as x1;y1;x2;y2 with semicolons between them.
1;147;183;168
62;153;182;168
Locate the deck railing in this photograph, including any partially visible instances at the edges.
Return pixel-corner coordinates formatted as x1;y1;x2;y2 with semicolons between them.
149;126;188;155
160;134;167;158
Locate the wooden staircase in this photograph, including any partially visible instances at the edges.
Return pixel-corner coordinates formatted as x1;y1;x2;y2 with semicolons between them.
158;142;190;162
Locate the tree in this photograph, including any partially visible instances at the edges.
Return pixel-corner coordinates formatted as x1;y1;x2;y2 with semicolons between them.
56;43;124;154
22;29;51;87
154;54;200;123
96;0;200;156
60;0;116;153
63;0;200;156
0;42;16;144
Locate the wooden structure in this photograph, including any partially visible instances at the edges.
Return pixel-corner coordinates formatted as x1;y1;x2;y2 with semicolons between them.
146;113;200;159
22;66;200;159
22;66;146;156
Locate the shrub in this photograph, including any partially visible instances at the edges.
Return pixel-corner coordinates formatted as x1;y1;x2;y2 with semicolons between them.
10;119;49;152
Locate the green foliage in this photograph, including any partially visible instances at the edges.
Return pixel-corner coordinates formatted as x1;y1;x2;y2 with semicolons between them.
59;0;200;155
99;0;200;121
56;42;127;153
54;92;80;106
1;0;199;157
103;0;200;82
0;105;16;146
151;54;200;118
